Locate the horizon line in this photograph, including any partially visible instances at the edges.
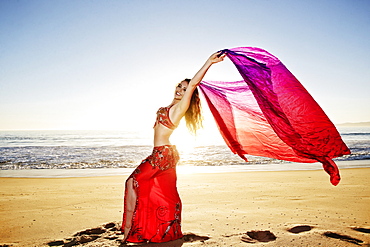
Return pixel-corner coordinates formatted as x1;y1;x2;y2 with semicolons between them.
1;121;370;131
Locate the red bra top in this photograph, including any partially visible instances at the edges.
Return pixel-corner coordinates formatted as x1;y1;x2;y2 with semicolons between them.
153;105;178;130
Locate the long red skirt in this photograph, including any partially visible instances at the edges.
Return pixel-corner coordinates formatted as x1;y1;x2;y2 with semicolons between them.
121;145;183;243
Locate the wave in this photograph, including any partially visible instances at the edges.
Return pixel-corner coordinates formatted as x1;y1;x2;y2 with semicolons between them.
341;132;370;136
1;150;368;170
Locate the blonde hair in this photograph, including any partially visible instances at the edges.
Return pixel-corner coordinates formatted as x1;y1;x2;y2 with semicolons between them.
183;79;203;134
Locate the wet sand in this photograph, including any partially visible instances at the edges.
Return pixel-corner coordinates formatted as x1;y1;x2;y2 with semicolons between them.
0;165;369;246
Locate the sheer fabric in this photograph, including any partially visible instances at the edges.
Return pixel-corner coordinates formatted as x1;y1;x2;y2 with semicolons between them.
199;47;350;185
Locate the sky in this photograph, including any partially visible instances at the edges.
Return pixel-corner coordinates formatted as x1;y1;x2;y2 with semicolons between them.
0;0;369;131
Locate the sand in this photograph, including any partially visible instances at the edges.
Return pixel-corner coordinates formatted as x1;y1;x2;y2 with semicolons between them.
1;165;369;246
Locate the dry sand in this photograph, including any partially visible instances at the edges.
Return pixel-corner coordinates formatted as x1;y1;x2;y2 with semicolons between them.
1;165;369;246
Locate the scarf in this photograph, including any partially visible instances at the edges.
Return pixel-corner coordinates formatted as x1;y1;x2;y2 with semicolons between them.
199;47;350;185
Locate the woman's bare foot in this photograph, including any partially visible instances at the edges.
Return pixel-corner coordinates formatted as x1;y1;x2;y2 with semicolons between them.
121;226;131;243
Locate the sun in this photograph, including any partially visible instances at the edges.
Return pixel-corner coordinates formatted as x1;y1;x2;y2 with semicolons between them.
171;124;197;153
171;115;225;153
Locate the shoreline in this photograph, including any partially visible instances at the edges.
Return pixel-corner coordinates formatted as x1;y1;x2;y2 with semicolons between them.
0;160;369;178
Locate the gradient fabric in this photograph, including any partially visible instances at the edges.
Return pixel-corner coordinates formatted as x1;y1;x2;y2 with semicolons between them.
199;47;350;185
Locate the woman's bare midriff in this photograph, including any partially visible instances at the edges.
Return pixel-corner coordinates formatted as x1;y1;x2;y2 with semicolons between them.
153;124;174;147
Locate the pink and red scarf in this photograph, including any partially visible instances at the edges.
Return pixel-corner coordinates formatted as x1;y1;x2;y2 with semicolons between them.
199;47;350;185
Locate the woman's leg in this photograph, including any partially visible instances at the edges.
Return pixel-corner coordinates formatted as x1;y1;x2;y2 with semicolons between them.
123;177;137;241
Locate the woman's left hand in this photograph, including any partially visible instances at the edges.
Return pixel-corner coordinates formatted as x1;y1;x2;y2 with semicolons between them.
208;51;226;64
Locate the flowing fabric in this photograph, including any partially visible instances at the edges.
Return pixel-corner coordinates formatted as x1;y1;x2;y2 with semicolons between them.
121;145;183;243
199;47;350;186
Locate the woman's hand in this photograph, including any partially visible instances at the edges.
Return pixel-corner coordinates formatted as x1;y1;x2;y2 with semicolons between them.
208;51;226;64
175;50;226;115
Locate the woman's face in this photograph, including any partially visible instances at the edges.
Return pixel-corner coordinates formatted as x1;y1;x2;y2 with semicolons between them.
174;80;188;100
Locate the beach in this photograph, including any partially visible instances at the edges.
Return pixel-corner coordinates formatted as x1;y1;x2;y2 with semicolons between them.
1;162;369;246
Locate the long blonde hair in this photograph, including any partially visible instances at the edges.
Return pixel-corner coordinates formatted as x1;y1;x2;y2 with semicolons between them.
183;79;203;134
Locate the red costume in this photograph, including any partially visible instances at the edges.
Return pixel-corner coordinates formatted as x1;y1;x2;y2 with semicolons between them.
153;105;178;130
121;106;183;243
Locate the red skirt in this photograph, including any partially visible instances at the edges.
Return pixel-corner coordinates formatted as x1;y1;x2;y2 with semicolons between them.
121;145;183;243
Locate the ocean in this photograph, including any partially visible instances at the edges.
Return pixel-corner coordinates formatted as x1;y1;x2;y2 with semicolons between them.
0;127;369;177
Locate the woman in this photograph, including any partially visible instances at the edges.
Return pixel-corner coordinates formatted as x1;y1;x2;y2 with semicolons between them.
121;51;225;243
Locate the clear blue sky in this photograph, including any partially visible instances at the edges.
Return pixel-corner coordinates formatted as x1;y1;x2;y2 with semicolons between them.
1;0;369;130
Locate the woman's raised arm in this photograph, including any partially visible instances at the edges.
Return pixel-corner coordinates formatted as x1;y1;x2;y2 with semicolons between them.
188;51;226;88
176;51;226;114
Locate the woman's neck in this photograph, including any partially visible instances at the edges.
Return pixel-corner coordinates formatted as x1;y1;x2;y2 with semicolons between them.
171;99;180;106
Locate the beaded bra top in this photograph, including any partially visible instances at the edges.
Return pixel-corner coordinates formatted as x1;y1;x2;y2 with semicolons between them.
153;105;178;130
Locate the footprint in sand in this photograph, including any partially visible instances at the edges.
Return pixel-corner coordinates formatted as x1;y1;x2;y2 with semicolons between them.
182;233;210;243
287;225;312;234
241;230;277;243
47;222;122;246
323;231;363;245
353;227;370;234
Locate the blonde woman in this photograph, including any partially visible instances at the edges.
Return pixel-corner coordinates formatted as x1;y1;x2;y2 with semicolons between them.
121;51;225;243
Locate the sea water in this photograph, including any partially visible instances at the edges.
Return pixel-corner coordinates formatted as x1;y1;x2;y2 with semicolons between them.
0;127;369;177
